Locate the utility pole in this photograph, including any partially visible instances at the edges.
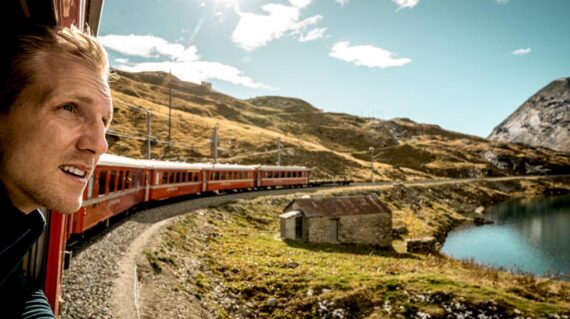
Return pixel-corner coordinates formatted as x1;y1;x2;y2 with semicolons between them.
369;146;374;183
211;126;218;163
277;137;282;166
168;67;172;144
146;111;152;159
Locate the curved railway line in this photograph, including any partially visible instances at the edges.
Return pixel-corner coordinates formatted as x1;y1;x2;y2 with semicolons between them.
60;175;569;319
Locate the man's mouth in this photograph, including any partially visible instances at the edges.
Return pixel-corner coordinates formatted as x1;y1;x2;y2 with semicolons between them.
60;165;87;178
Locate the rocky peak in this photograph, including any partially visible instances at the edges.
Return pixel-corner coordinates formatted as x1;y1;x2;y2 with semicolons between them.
488;77;570;153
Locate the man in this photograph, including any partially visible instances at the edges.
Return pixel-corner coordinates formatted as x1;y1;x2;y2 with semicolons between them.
0;23;112;317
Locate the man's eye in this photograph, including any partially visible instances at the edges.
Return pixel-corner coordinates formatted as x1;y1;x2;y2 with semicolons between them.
61;104;76;112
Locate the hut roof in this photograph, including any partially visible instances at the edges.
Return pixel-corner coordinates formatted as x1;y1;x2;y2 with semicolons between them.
284;195;391;218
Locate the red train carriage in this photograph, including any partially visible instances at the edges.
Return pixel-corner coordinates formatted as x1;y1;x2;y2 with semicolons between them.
69;154;147;237
140;160;204;201
202;164;257;192
257;165;311;188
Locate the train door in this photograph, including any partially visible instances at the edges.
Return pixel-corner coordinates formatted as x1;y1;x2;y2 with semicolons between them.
144;170;150;202
202;170;208;192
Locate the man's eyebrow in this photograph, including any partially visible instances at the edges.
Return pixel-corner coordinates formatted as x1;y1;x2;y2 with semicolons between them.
76;95;94;104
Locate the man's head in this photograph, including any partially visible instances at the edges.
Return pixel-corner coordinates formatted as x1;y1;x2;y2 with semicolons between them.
0;24;113;214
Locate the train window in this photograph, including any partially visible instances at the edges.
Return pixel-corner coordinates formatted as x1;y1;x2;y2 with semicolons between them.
125;171;131;189
109;170;116;193
194;173;199;182
98;171;107;196
118;171;124;191
162;171;167;184
87;175;94;198
169;172;175;184
175;172;180;183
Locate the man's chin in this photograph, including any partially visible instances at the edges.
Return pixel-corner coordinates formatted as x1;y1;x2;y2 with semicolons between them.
51;199;83;214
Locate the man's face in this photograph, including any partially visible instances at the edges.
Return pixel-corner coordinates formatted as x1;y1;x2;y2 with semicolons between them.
0;54;112;214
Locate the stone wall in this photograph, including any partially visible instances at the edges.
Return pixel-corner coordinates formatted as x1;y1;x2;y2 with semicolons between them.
280;218;296;240
307;214;392;247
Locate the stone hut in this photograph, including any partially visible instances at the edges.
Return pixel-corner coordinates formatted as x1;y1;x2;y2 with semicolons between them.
280;195;392;247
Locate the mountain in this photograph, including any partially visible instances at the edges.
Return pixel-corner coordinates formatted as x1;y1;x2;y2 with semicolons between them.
488;78;570;153
107;70;570;180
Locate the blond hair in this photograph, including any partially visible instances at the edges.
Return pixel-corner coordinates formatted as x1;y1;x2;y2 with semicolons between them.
0;24;110;112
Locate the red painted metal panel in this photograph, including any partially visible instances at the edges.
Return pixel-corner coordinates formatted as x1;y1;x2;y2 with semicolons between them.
44;212;68;315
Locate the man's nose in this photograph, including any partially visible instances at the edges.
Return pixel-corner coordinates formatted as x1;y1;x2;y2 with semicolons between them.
78;119;108;155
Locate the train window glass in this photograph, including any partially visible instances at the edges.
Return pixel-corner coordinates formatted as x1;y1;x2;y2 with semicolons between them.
125;171;131;189
162;171;167;184
169;172;175;184
194;173;199;182
118;171;124;191
176;172;181;183
109;170;116;193
87;175;94;198
98;171;107;196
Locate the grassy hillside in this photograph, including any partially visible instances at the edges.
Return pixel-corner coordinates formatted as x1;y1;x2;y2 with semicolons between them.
107;70;570;180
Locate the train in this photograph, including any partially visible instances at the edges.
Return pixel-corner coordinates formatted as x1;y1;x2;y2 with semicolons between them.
38;153;312;315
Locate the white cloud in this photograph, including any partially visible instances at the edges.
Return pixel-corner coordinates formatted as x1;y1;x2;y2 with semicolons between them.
299;28;327;42
512;48;531;56
99;34;186;58
495;0;510;4
392;0;420;11
335;0;349;6
289;0;311;8
231;2;324;51
101;34;274;90
329;41;412;69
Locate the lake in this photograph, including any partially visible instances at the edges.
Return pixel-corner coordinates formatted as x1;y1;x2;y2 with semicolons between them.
441;194;570;279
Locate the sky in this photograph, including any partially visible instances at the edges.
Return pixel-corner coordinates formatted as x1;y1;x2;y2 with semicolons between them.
99;0;570;138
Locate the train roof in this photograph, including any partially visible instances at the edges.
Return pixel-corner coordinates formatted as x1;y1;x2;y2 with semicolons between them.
98;153;147;168
138;159;205;170
193;163;258;171
258;165;310;171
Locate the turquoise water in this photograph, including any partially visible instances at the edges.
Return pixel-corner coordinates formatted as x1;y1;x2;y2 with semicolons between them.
441;195;570;279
